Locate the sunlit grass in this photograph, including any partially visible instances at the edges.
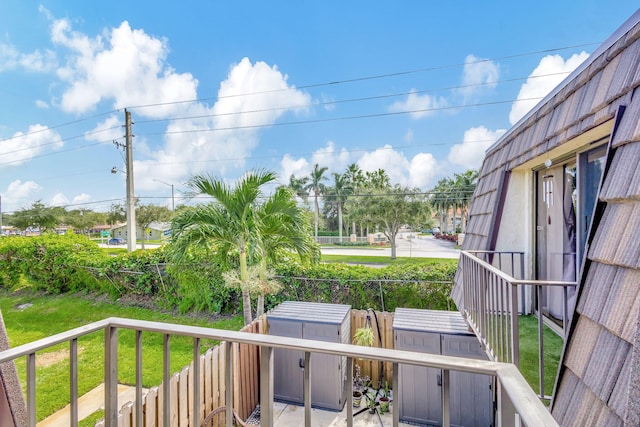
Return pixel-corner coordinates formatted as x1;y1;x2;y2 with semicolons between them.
0;291;243;421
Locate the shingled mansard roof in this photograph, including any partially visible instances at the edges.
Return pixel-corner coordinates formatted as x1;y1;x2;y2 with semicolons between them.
0;311;26;426
453;8;640;427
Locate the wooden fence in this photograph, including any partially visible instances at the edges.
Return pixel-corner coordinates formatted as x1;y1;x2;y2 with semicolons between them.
97;316;266;427
350;310;394;389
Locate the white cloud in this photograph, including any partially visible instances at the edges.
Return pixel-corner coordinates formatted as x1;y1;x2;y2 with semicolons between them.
388;89;447;119
35;100;50;109
134;57;312;190
0;42;56;73
72;193;92;204
458;54;499;98
280;155;310;183
85;115;122;142
357;145;437;189
278;141;351;184
50;193;69;206
311;142;351;172
509;52;589;125
408;153;438;188
448;126;506;169
0;124;63;166
3;180;42;211
49;17;199;117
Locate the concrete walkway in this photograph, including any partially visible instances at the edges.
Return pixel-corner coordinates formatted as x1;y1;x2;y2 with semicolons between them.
38;384;144;427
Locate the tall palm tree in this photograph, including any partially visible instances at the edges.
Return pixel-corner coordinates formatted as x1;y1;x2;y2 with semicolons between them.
287;174;309;204
344;163;365;236
305;164;328;238
170;170;316;324
326;173;353;241
454;169;479;232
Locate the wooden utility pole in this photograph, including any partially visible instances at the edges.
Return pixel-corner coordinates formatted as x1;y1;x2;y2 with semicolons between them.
125;109;137;252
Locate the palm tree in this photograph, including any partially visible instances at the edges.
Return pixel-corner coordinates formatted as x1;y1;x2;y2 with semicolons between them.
169;170;316;324
287;174;309;204
453;170;479;232
344;163;365;236
326;173;353;241
305;164;328;238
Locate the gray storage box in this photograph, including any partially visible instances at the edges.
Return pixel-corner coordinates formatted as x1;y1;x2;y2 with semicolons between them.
268;301;351;411
394;308;493;427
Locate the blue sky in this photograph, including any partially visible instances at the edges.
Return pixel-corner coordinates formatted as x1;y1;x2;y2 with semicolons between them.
0;1;637;213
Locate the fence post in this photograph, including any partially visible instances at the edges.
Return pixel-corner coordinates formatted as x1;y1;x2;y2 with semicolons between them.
260;346;274;427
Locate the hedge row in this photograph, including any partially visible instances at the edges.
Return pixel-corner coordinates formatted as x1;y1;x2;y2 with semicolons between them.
0;234;456;314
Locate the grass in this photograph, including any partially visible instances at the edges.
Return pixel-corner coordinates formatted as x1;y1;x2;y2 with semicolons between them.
321;253;459;267
0;290;243;422
518;315;564;398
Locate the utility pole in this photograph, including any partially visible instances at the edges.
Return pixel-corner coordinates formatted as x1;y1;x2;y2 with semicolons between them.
125;109;137;252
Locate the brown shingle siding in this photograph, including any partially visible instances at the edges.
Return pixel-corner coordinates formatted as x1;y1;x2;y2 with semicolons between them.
564;317;601;377
582;329;630;402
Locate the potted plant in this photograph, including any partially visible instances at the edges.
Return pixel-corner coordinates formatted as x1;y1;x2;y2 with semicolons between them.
352;365;369;408
364;388;378;414
378;381;390;414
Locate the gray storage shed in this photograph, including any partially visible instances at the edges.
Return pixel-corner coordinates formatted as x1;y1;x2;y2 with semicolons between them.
394;308;493;427
267;301;351;411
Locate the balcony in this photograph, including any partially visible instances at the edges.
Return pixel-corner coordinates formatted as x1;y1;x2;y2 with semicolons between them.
457;250;576;398
1;315;557;427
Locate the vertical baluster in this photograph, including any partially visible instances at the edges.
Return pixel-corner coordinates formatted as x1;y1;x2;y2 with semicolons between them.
537;285;545;398
346;357;353;427
27;352;36;427
225;342;233;427
511;285;520;367
70;338;78;427
163;334;170;427
392;362;399;427
442;369;450;427
135;330;142;427
193;337;201;427
260;346;274;427
105;326;118;427
304;351;311;427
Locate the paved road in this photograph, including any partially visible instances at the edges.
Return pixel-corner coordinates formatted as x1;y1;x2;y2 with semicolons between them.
321;234;460;259
100;234;460;259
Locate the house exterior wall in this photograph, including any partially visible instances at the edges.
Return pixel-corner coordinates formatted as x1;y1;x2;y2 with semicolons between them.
455;9;640;426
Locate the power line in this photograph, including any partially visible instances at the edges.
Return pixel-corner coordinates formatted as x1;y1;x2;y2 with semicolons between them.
136;97;542;138
125;42;598;111
133;71;571;126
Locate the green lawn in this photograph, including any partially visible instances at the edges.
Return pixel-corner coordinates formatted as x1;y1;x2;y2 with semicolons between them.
321;253;459;267
518;315;564;398
0;291;243;421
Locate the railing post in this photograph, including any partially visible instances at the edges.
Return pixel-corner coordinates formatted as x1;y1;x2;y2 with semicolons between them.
225;342;233;427
510;285;519;367
537;285;545;398
392;362;399;427
105;326;118;427
135;330;142;427
260;346;274;427
346;357;353;427
304;351;311;427
70;338;78;427
442;369;450;427
27;352;36;427
163;334;170;427
193;337;201;427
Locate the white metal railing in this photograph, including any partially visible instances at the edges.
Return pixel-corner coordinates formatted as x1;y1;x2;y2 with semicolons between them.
459;251;576;399
314;236;369;245
0;316;559;427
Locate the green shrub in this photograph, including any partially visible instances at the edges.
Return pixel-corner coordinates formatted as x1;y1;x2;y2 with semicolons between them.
0;234;106;293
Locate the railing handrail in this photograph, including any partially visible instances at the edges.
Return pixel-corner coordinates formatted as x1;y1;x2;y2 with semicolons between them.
461;251;575;288
2;316;559;427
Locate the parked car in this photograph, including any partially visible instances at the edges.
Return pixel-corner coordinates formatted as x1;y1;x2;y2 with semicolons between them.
107;238;126;245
